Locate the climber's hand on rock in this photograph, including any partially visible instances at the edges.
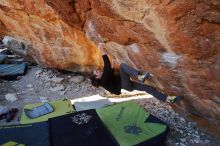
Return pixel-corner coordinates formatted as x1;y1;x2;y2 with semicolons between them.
98;43;105;50
98;43;107;55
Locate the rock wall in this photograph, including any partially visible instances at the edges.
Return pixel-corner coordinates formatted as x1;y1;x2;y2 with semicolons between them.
0;0;220;124
0;0;102;72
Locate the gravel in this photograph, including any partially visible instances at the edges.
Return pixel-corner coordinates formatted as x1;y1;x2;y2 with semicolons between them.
136;98;220;146
0;66;219;146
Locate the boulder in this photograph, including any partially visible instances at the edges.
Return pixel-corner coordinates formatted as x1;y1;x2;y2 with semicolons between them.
0;0;220;125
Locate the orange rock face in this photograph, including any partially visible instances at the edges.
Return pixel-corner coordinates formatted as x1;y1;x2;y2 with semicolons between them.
0;0;220;124
0;0;102;72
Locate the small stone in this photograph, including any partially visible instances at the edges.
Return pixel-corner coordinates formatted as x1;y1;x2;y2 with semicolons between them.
59;91;66;95
180;117;185;122
179;130;184;134
50;85;65;92
39;96;48;100
69;76;84;83
180;142;186;146
27;84;34;88
194;139;200;143
39;96;48;102
50;77;64;83
204;140;210;144
5;93;19;102
28;88;34;91
43;76;50;82
180;138;187;143
35;70;42;76
193;134;200;139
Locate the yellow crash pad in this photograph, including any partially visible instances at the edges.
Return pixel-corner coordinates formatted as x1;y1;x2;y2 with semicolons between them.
20;100;74;124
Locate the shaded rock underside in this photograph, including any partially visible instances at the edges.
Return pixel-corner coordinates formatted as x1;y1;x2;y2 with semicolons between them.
0;0;220;125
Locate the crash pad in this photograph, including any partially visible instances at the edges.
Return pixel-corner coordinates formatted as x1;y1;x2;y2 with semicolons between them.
0;54;7;64
96;101;168;146
20;100;74;124
49;109;117;146
74;99;113;111
0;122;49;146
0;63;26;77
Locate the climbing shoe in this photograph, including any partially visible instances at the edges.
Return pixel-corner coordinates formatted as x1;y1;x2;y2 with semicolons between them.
6;108;18;123
138;72;150;83
0;113;8;120
167;96;182;103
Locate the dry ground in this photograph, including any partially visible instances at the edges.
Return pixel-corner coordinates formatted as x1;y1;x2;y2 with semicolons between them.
0;65;219;146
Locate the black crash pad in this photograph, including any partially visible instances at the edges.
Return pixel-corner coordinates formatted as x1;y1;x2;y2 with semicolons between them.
49;110;118;146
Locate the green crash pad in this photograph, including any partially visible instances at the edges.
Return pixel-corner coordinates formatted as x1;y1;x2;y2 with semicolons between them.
96;101;168;146
21;100;74;124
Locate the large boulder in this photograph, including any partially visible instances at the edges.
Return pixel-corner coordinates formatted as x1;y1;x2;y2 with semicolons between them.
0;0;102;72
0;0;220;124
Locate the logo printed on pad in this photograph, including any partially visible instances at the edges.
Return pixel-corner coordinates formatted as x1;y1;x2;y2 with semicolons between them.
123;106;143;135
116;107;125;121
124;125;142;135
71;113;92;125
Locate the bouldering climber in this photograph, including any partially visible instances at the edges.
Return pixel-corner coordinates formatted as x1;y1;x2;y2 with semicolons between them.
90;43;182;103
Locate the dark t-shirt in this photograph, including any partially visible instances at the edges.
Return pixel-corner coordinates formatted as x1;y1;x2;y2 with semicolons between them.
98;55;121;95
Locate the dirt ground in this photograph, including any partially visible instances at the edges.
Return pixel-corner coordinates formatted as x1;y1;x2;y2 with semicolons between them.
0;65;220;146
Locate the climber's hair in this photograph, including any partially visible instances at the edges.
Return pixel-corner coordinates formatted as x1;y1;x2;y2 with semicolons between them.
90;75;100;88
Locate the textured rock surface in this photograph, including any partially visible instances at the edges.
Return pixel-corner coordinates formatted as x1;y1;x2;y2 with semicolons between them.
0;0;220;124
0;0;102;72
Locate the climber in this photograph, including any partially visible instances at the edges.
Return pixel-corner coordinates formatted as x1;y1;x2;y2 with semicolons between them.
90;43;182;103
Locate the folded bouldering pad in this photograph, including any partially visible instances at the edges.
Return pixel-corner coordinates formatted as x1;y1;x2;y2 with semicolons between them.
96;101;168;146
74;99;113;111
0;122;49;146
0;63;26;80
24;102;54;119
49;109;118;146
0;54;7;64
21;100;74;124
